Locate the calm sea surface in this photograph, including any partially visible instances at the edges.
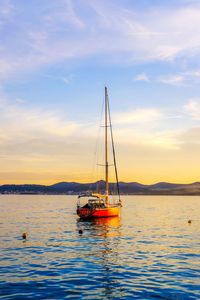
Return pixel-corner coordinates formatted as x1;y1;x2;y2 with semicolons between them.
0;195;199;299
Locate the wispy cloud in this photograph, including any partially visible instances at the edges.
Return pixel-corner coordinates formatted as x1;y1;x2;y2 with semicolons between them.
141;130;180;150
43;0;85;30
43;73;74;84
179;126;200;141
158;75;185;85
157;70;200;86
134;73;150;82
184;99;200;119
15;98;26;104
114;125;181;150
114;108;163;124
0;98;80;143
2;1;200;80
0;0;15;19
182;70;200;77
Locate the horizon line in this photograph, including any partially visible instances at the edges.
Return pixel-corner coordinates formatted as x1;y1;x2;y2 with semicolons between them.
1;180;200;186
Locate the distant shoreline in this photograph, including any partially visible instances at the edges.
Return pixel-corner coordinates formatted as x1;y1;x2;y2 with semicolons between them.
1;181;200;195
1;193;200;196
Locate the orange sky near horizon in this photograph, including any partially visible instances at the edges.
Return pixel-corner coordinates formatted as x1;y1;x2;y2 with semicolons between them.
2;1;200;185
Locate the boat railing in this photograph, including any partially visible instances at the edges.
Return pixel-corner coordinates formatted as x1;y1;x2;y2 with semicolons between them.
78;193;93;199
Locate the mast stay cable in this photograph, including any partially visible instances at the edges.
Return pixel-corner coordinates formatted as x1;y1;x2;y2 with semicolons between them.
107;92;121;204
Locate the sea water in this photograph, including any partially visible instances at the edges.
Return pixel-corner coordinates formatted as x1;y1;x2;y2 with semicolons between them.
0;195;199;299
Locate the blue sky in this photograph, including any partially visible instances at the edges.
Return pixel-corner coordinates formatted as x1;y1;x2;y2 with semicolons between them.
1;0;200;184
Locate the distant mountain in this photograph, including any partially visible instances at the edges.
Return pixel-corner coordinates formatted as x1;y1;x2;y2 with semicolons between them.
150;182;180;189
1;181;200;195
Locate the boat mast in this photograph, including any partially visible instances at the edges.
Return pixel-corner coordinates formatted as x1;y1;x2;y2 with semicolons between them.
105;86;109;204
108;98;121;204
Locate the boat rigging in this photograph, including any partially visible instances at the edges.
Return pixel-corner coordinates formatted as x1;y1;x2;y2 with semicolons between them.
76;87;121;218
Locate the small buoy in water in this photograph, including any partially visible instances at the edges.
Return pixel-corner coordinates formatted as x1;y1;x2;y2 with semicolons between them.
188;220;192;224
78;229;83;235
22;232;27;239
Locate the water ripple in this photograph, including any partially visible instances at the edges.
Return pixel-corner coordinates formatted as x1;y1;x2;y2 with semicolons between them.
0;195;200;299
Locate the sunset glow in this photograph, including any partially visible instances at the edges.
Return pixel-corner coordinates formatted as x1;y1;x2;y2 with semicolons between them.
1;0;200;184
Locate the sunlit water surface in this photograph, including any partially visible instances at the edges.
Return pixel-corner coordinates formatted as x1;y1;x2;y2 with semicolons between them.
0;195;199;299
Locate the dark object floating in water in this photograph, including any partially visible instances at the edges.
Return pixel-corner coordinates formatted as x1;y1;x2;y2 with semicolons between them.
78;229;83;234
188;220;192;224
22;232;27;239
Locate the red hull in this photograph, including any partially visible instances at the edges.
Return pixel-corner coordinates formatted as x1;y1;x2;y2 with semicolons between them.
77;206;120;218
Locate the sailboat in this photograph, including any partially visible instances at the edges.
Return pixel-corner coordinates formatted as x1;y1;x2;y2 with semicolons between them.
77;87;121;218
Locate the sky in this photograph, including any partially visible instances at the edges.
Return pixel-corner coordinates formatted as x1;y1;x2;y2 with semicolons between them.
1;0;200;184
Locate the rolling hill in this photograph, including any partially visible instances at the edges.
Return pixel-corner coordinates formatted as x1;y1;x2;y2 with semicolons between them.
1;181;200;195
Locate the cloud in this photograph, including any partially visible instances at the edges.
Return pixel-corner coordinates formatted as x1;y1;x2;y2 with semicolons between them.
43;73;74;84
182;70;200;77
157;70;200;86
0;60;16;80
114;108;163;124
184;99;200;119
134;73;150;82
0;96;99;183
141;131;180;150
113;125;181;150
43;0;85;30
86;1;200;62
15;98;26;104
158;75;185;85
0;0;15;19
0;98;80;143
179;126;200;144
2;1;200;80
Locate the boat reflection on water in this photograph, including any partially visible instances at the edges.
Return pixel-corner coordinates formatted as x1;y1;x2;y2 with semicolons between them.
77;216;121;237
77;216;124;298
92;216;120;227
